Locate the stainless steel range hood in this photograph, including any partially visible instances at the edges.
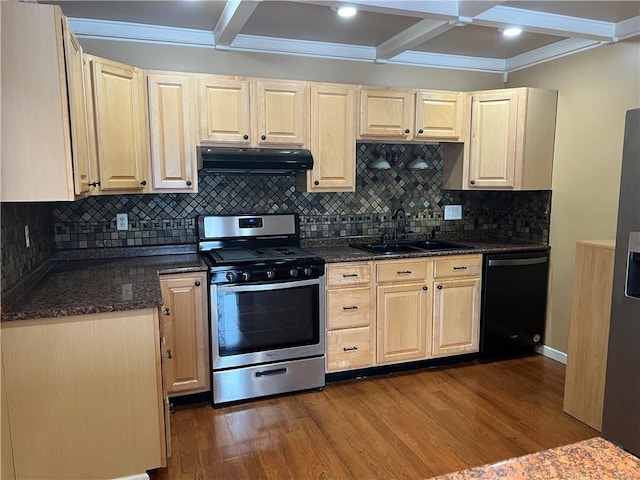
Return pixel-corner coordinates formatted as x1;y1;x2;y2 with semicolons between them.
198;146;313;175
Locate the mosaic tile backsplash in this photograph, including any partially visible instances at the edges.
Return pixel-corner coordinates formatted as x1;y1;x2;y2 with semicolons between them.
1;202;56;293
52;143;551;250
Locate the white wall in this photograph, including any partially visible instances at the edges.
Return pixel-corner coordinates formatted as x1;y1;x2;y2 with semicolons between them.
508;39;640;352
79;38;504;91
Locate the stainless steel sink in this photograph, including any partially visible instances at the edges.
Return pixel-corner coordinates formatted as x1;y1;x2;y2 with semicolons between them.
350;243;423;255
350;240;472;255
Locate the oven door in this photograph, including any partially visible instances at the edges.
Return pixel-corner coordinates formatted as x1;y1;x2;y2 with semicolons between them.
211;277;326;370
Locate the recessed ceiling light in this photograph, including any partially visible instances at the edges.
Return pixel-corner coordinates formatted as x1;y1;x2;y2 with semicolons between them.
336;6;357;18
502;27;522;37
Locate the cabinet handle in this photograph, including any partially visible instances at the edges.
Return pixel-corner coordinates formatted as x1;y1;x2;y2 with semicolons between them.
243;134;249;140
140;180;147;186
470;180;476;185
422;285;428;291
261;135;267;140
453;266;468;270
343;346;359;352
314;181;320;186
418;129;424;134
166;349;173;359
343;305;358;310
404;129;410;134
88;181;100;187
186;180;192;186
163;307;170;316
342;273;358;278
397;270;412;275
195;281;201;286
168;401;175;414
437;285;443;290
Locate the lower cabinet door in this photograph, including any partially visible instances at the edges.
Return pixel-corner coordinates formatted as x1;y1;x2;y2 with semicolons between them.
432;278;481;356
326;327;373;372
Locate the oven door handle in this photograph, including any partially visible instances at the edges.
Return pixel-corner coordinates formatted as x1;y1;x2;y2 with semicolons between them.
216;277;322;293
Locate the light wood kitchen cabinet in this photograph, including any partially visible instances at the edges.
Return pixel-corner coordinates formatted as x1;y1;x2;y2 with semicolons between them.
431;255;482;357
564;240;615;431
444;87;557;190
1;2;92;201
325;262;375;372
358;87;414;139
85;55;149;192
1;362;15;480
299;82;356;192
147;72;198;193
160;271;210;396
414;90;464;141
376;259;431;365
198;75;307;147
1;309;167;479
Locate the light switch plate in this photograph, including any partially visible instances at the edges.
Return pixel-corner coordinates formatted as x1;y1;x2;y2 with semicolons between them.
116;213;129;231
444;205;462;220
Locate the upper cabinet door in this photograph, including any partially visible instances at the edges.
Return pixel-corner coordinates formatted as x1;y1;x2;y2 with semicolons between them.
91;57;148;191
467;91;519;189
62;17;91;196
414;91;463;141
198;76;251;145
358;87;413;139
255;80;307;146
147;73;197;192
306;83;356;192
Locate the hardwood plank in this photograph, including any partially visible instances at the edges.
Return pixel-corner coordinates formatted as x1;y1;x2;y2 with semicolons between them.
151;355;597;480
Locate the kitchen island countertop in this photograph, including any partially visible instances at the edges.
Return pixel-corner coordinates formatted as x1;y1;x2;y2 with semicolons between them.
1;254;206;322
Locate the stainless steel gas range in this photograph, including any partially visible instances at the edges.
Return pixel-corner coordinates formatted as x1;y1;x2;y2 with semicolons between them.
198;213;326;405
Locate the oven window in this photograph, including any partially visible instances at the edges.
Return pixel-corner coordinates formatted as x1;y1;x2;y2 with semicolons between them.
217;284;320;356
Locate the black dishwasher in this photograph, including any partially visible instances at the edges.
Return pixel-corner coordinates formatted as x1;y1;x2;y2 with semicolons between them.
480;250;550;357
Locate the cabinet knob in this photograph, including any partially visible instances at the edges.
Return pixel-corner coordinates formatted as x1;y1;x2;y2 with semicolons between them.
404;129;410;134
422;285;429;291
418;129;424;134
163;307;170;316
243;134;249;140
261;135;267;140
314;180;320;186
88;181;101;188
166;349;173;359
195;281;201;286
437;285;443;290
186;180;192;186
140;180;147;186
470;180;476;185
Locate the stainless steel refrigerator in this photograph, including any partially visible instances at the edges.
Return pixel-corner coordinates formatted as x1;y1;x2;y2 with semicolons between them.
602;108;640;457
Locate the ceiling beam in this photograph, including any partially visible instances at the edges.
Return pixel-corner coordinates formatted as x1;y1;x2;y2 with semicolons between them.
616;16;640;41
299;0;458;19
474;5;616;41
457;1;504;19
376;18;453;60
213;0;261;47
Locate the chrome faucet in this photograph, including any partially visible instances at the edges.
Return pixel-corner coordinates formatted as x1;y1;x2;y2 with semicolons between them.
392;208;407;240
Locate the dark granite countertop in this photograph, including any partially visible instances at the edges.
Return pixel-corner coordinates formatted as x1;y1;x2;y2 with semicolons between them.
1;253;206;322
303;236;549;263
429;437;640;479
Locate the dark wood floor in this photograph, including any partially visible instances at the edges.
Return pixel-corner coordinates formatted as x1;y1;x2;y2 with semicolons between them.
153;355;597;480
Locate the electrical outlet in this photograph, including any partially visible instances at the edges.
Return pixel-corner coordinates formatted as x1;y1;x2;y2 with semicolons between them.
24;225;30;248
116;213;129;231
444;205;463;220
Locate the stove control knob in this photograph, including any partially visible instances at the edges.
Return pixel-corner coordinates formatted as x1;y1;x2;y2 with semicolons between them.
266;269;276;280
289;268;299;278
226;271;238;283
304;267;313;276
242;271;251;282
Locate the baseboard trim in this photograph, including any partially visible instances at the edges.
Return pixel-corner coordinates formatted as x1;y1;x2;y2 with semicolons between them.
113;474;150;480
535;344;567;364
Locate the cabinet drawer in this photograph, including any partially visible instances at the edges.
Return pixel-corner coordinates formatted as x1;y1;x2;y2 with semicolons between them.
327;287;371;329
376;259;429;283
326;327;373;372
433;255;481;279
326;262;371;287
